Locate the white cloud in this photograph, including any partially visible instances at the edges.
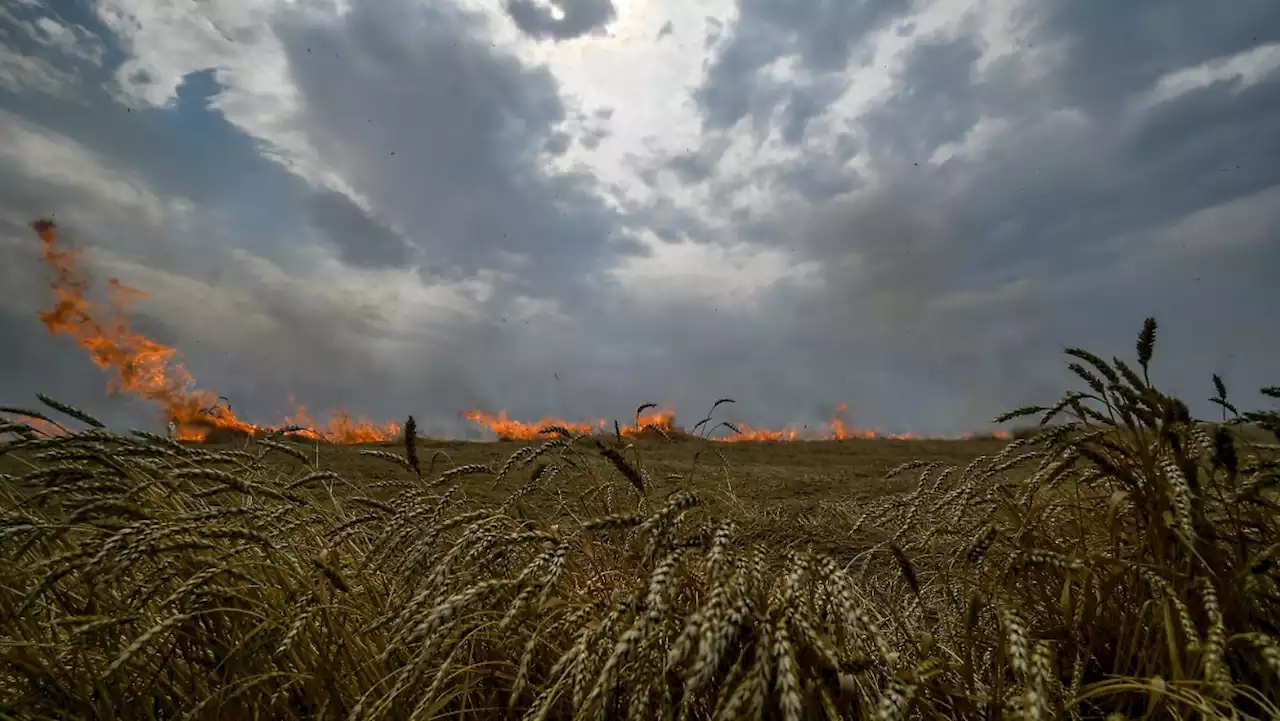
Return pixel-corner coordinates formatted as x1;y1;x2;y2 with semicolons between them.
1140;42;1280;110
510;0;738;204
0;46;82;98
967;0;1061;78
0;110;195;235
605;231;820;308
96;0;333;185
0;108;500;357
29;14;107;66
1127;184;1280;260
630;0;1060;232
928;115;1009;166
0;2;107;98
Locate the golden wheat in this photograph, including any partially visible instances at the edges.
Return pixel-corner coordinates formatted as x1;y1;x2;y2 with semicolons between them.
1;319;1278;718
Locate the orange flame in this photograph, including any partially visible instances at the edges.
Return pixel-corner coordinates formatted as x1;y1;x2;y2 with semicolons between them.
27;221;1011;446
459;410;603;440
627;409;678;437
823;402;916;440
283;399;404;444
457;407;680;441
460;402;1006;443
29;220;401;443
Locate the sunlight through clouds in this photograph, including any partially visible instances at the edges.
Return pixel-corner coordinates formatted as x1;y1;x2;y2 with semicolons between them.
0;0;1277;435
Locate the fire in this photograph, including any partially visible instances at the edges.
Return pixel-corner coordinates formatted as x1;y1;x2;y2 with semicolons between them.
459;410;603;440
461;402;1007;443
825;402;918;440
628;409;678;437
29;220;401;444
283;401;403;444
457;407;679;441
26;220;1013;446
718;403;920;442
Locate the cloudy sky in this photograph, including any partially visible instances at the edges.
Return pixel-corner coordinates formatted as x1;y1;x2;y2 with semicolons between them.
2;0;1278;438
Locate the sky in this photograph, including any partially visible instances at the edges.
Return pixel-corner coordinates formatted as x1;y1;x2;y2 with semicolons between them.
1;0;1278;439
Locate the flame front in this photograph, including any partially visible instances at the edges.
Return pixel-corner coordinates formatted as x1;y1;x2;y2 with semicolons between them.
459;410;604;440
718;424;802;442
284;401;403;444
457;408;679;441
29;220;400;443
720;403;916;442
461;401;1009;442
26;220;1010;445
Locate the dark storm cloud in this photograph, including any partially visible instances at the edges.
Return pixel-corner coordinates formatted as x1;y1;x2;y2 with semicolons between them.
778;82;842;146
302;189;411;268
0;183;496;436
504;0;616;41
543;130;572;156
857;37;983;161
775;155;862;202
694;0;899;130
3;0;1279;439
0;0;655;436
666;149;719;185
273;0;641;294
1033;0;1280;115
578;126;608;150
673;0;1280;426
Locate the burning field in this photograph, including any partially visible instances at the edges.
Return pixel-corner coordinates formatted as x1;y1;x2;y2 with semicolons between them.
18;219;1007;445
4;221;1277;721
1;217;1278;721
2;305;1278;719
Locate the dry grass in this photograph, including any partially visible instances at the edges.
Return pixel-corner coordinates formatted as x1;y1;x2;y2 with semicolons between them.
1;318;1278;720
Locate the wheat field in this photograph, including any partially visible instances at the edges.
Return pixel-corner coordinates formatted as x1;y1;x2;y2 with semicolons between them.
2;318;1278;720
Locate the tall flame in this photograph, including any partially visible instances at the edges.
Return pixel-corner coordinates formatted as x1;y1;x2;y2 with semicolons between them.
29;220;401;443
